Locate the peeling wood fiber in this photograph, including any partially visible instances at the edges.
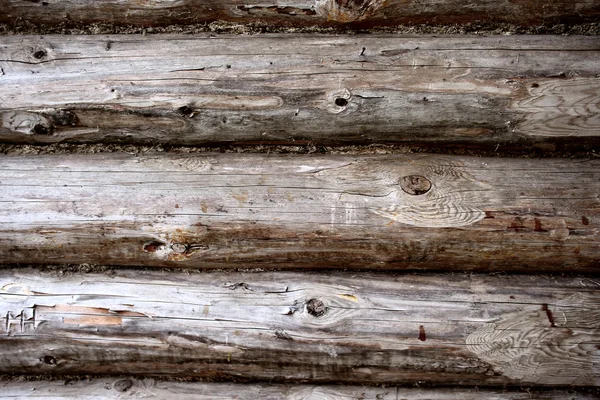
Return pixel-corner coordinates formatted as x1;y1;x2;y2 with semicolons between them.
0;152;598;272
0;35;599;148
1;0;599;28
0;269;598;385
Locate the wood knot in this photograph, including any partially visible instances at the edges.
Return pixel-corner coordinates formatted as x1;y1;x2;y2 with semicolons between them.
306;298;327;317
316;0;385;22
369;158;486;227
400;175;431;195
113;378;133;392
178;105;195;118
32;49;47;59
171;243;188;253
335;97;348;107
32;123;52;135
325;88;356;114
143;241;164;253
41;355;57;365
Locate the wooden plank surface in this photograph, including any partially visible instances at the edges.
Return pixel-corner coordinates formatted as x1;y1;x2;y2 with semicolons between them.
1;35;599;148
1;152;598;272
2;379;599;399
0;269;598;385
1;0;599;28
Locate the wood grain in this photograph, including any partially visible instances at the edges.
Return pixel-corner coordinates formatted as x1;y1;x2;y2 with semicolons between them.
0;269;598;385
1;152;598;272
2;379;599;399
1;35;599;148
1;0;598;28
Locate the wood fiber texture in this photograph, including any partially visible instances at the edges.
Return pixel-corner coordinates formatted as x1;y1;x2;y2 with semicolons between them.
1;379;599;399
1;35;599;149
0;269;598;385
1;152;598;271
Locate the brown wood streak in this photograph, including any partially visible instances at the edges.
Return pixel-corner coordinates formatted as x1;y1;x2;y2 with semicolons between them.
0;152;598;272
0;269;598;385
0;35;599;148
0;0;598;27
1;379;599;399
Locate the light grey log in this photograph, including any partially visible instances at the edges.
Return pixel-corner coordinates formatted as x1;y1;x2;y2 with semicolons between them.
0;152;598;271
0;269;599;385
0;35;599;148
1;0;599;28
1;379;598;399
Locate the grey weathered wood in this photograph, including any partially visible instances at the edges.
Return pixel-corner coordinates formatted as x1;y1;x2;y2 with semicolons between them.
1;35;599;148
0;152;598;272
1;379;598;399
0;269;598;385
1;0;598;28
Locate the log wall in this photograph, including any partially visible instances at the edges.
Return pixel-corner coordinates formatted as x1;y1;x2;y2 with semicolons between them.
1;3;599;392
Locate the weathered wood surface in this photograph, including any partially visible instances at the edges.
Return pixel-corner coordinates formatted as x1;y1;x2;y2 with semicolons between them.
2;379;599;400
1;269;598;385
1;0;599;28
1;153;598;271
1;35;599;148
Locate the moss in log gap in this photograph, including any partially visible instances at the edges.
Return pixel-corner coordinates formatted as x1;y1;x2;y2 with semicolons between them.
1;21;599;36
0;142;598;159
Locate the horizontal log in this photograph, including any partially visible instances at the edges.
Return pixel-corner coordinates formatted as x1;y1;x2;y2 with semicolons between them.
1;152;599;272
1;35;599;148
2;379;599;399
1;0;599;28
1;269;598;385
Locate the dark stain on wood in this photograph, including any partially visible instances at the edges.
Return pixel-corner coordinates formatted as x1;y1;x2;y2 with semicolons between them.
418;325;427;342
534;218;546;232
541;304;556;327
508;217;526;232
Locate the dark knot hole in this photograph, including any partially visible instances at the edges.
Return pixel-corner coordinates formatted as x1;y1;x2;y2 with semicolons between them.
334;97;348;107
306;298;327;317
